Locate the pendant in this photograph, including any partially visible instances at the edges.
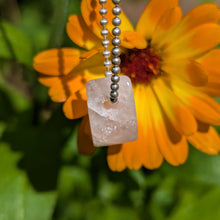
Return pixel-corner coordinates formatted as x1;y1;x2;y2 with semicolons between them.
86;75;138;147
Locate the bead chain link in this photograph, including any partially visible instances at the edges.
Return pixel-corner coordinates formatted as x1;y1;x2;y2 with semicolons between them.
99;0;121;103
99;0;112;77
110;0;121;103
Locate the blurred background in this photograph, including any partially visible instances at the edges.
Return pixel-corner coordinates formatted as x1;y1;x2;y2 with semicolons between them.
0;0;220;219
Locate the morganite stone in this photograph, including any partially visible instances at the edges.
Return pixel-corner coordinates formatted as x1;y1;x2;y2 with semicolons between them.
86;75;138;147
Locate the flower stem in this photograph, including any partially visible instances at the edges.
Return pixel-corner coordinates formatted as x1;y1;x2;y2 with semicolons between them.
48;0;69;48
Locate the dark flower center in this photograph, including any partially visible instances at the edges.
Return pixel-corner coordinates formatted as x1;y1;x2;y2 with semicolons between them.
120;47;161;85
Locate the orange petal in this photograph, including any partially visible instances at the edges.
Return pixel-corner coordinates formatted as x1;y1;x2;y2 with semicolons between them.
77;116;96;156
67;15;100;50
148;86;188;166
188;121;220;155
201;83;220;97
81;0;134;39
198;49;220;76
198;50;220;83
121;142;142;170
74;52;106;78
39;74;89;102
164;23;220;59
80;48;102;59
153;78;197;136
171;80;220;126
123;85;163;169
107;145;126;172
121;31;148;49
156;4;220;50
162;59;208;86
198;49;220;96
182;3;220;33
136;85;164;169
136;0;178;39
108;130;163;171
152;6;182;44
63;89;88;119
34;48;82;76
38;76;68;102
107;85;164;170
38;50;105;103
48;83;68;102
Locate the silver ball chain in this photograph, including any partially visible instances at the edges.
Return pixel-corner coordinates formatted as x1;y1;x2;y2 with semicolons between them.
99;0;121;103
110;0;121;103
99;0;112;77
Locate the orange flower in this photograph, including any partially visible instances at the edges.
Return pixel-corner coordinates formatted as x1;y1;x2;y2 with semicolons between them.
34;0;220;171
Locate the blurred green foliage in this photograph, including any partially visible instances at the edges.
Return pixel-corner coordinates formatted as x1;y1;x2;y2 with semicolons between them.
0;0;220;219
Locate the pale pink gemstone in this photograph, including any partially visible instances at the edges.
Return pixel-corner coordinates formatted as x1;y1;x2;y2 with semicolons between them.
86;75;138;147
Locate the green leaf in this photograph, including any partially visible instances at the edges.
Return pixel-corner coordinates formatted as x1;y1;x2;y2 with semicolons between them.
68;0;81;15
48;0;70;47
58;166;92;198
0;73;30;121
0;144;57;220
162;147;220;186
215;97;220;103
87;204;139;220
169;188;220;220
0;21;33;67
199;0;215;3
0;81;30;115
19;6;51;51
23;190;56;220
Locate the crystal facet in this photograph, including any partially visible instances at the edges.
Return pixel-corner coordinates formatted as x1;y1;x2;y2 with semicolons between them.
86;75;138;147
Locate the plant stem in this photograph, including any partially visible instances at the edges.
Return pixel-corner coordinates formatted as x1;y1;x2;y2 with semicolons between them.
48;0;70;48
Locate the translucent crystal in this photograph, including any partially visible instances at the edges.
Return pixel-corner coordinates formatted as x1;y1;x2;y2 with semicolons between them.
86;76;138;147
